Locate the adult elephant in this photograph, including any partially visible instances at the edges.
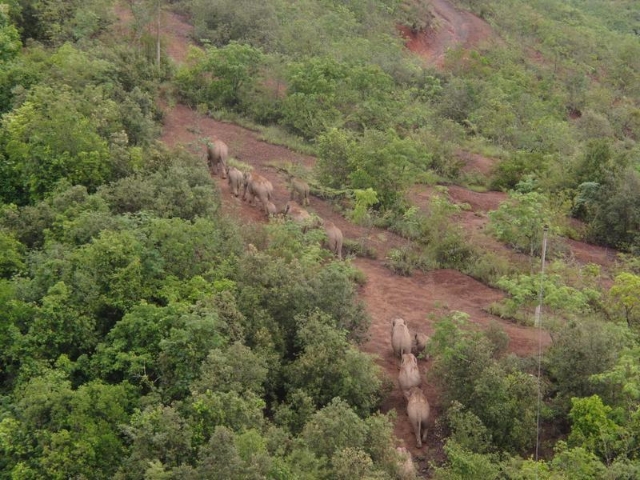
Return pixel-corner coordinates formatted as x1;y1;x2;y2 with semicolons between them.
289;176;310;206
243;172;274;215
404;387;430;448
283;200;320;232
207;140;229;178
324;220;343;260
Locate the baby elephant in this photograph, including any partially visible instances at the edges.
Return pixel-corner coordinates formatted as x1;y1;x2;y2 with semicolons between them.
404;387;430;448
226;166;244;197
412;332;430;359
266;201;278;218
390;318;413;359
398;353;422;392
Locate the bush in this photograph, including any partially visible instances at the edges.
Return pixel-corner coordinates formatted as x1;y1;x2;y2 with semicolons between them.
428;313;538;452
544;319;632;412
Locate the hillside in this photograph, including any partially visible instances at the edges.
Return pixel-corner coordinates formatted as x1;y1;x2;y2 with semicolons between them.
1;0;638;478
151;1;621;472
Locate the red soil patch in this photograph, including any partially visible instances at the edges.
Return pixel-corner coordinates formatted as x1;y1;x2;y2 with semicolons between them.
400;0;494;68
456;150;497;177
161;10;193;65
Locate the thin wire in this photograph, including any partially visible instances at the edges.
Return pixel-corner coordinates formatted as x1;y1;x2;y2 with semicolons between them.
535;225;549;468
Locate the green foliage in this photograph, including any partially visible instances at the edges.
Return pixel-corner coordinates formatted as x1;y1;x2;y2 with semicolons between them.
495;264;601;322
592;346;640;408
285;311;383;416
488;190;564;256
568;395;624;464
94;302;225;399
429;312;538;452
0;228;24;277
2;369;134;479
300;397;395;468
316;127;357;189
190;0;278;49
0;84;113;202
0;3;21;62
118;404;194;479
586;169;640;251
610;272;640;328
97;146;221;220
432;440;501;480
491;151;551;191
544;318;632;411
175;43;264;110
550;441;607;479
190;342;268;396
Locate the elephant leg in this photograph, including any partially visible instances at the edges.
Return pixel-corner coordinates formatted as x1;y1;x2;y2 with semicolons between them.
415;421;423;448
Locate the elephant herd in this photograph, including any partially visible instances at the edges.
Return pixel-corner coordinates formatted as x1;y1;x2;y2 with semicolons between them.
206;139;343;260
391;318;431;450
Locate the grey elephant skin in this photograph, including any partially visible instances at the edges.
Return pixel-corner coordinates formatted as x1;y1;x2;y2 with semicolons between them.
324;220;343;260
226;166;244;197
390;318;412;359
289;177;310;206
398;353;421;392
404;386;430;448
243;172;274;215
207;140;229;178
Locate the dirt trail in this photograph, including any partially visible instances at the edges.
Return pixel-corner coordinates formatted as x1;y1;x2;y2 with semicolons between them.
125;2;617;472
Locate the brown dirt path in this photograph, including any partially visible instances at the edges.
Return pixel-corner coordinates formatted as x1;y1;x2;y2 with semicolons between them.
116;1;617;472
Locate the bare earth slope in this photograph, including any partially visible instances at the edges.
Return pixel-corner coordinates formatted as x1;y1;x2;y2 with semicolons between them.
118;2;617;473
400;0;493;68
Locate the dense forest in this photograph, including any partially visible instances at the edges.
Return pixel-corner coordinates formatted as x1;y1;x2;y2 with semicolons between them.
1;0;639;478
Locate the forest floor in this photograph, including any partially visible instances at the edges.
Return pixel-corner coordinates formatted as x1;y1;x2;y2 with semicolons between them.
116;1;619;474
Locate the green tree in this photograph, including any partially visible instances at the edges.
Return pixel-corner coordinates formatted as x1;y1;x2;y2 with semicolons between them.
545;319;632;411
0;3;21;62
176;42;263;110
429;313;538;452
286;311;383;415
2;369;133;479
488;190;562;256
118;404;193;479
316;127;356;189
0;229;24;277
348;128;428;208
588;169;640;251
568;395;624;464
189;0;278;49
610;272;640;328
1;84;113;202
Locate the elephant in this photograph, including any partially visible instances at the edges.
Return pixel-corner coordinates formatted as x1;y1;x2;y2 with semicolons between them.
242;172;274;215
207;140;229;178
324;220;343;260
283;200;319;231
412;332;430;359
289;177;310;206
404;387;430;448
391;318;413;359
226;165;244;197
398;353;422;392
395;446;417;480
266;201;278;218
